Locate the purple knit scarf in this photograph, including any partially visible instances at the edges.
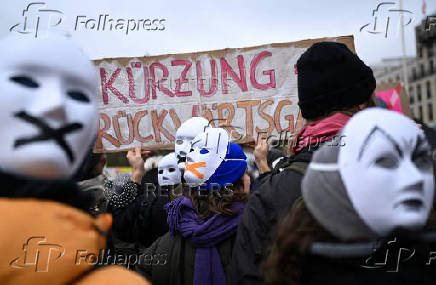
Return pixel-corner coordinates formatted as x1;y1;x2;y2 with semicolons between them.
165;197;245;285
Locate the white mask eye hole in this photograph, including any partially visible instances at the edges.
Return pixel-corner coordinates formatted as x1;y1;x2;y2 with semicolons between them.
10;75;39;88
176;139;184;145
411;136;433;170
158;169;164;174
169;168;176;172
374;153;399;169
67;90;90;103
413;152;433;170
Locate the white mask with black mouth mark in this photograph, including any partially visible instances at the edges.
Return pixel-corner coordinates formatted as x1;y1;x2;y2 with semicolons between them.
184;128;229;186
158;152;181;186
0;34;97;179
175;117;209;169
338;108;434;237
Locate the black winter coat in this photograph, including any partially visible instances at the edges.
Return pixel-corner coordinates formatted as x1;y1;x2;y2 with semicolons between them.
231;150;312;285
109;169;170;248
136;232;236;285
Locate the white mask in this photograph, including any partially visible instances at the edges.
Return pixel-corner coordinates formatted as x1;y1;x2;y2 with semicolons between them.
158;152;181;186
0;34;97;179
184;128;229;186
175;117;209;169
339;108;434;237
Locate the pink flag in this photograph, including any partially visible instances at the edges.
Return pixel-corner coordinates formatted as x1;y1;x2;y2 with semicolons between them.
423;0;427;15
375;83;404;114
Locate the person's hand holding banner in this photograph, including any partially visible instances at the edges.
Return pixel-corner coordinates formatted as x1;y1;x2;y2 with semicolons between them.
127;145;147;184
254;138;271;174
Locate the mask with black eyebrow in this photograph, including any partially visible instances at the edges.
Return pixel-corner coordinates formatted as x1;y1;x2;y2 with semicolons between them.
338;108;434;237
183;128;229;186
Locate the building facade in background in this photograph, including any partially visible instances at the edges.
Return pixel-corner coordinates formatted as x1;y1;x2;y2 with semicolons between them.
373;13;436;125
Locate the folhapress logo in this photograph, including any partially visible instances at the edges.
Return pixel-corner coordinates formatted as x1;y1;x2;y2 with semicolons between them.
10;2;167;38
424;16;436;32
9;237;65;272
360;2;414;38
361;238;415;272
10;2;63;38
360;237;436;272
74;15;166;35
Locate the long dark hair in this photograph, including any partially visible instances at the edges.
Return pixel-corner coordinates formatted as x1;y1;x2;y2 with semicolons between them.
263;202;337;285
183;178;248;220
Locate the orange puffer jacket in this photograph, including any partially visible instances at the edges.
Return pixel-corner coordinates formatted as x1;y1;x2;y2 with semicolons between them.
0;198;151;285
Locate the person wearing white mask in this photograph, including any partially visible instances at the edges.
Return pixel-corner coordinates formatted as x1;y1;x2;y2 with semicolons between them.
0;34;150;285
109;115;208;220
184;127;250;192
107;149;172;252
231;42;378;284
108;153;181;255
264;108;436;285
175;116;209;169
0;36;97;178
107;117;208;252
113;116;208;203
136;128;250;285
158;152;182;187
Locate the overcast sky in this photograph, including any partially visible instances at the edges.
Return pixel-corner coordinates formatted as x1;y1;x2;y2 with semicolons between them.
1;0;434;65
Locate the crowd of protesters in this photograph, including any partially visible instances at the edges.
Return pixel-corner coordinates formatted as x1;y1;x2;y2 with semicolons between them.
0;33;435;285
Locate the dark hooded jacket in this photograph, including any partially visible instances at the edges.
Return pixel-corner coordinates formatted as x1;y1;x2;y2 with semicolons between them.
230;151;312;285
231;112;351;285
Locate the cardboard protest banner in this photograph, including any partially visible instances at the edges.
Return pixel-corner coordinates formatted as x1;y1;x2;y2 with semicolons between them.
375;82;412;117
94;35;355;152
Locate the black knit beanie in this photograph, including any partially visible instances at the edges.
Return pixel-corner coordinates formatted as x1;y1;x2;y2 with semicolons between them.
297;42;376;119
